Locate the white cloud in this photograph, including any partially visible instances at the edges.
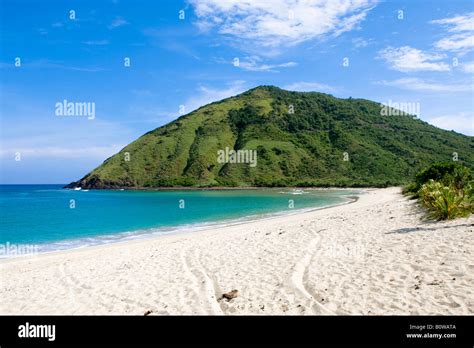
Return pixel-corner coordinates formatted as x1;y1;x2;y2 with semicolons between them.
108;16;129;29
184;81;248;113
377;78;472;93
428;112;474;136
430;13;474;53
461;61;474;73
283;81;337;93
236;56;297;72
128;82;249;122
377;46;450;72
188;0;377;49
352;37;372;48
433;33;474;52
0;145;124;159
431;13;474;32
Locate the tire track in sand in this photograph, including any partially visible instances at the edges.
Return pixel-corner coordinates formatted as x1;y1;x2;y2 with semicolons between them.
180;246;223;314
290;229;335;315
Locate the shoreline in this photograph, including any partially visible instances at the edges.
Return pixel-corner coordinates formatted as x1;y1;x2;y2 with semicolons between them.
61;185;390;191
0;192;361;263
1;187;472;315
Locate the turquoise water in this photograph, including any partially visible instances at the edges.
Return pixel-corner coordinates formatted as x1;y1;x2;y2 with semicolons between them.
0;185;356;256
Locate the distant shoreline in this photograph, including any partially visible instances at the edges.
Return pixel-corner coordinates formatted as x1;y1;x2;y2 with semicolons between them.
0;183;397;191
62;185;389;191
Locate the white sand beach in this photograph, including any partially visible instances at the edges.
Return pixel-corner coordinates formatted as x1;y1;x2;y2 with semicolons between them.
0;187;472;315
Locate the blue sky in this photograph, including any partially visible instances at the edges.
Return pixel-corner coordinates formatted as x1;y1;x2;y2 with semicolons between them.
1;0;473;184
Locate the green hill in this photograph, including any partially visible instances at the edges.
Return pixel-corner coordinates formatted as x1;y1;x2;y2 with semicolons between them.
66;86;474;188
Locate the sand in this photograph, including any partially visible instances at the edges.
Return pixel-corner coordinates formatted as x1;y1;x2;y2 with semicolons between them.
0;187;472;315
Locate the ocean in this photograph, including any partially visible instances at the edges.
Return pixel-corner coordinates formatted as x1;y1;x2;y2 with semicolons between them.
0;185;357;257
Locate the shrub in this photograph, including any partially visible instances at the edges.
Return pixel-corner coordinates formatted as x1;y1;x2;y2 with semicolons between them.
414;162;471;192
418;180;442;207
444;165;472;191
418;180;472;220
408;163;473;220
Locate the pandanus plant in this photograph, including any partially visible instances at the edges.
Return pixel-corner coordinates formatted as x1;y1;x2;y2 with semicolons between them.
419;180;472;220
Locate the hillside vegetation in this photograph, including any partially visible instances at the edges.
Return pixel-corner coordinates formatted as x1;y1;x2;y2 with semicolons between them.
67;86;474;188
